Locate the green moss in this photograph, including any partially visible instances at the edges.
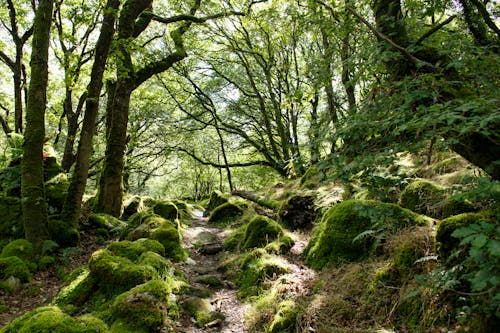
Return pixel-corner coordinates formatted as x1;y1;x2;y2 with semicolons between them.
436;213;488;259
121;196;142;220
300;165;327;189
109;320;146;333
0;256;32;282
53;268;92;308
223;225;246;251
0;239;33;262
76;314;109;332
304;200;430;269
399;180;446;217
172;199;193;220
208;202;244;225
153;201;178;220
150;224;187;262
47;218;79;247
0;196;23;240
88;213;126;235
107;238;165;261
119;212;161;240
107;280;172;332
182;296;224;327
205;190;228;213
138;251;172;275
88;249;157;296
38;255;55;270
237;249;288;298
0;306;94;333
241;216;294;251
45;173;69;213
268;300;298;333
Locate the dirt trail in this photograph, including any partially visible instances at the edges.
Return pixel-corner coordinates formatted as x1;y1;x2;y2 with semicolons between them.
172;210;249;333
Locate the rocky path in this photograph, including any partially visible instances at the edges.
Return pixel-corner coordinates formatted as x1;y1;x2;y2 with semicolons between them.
172;210;249;333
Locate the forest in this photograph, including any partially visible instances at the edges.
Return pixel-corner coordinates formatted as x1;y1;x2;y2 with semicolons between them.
0;0;499;332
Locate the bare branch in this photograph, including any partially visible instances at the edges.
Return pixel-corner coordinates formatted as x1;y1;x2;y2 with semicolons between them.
415;15;457;45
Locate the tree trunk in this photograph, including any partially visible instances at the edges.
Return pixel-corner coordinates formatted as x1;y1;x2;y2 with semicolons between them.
21;0;54;250
62;0;120;226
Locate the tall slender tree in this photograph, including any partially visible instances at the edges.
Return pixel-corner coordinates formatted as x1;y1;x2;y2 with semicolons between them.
21;0;54;250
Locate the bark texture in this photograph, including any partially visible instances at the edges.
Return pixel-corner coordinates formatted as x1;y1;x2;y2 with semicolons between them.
21;0;54;249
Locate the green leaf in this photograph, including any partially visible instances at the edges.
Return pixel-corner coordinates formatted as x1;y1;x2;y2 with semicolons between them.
486;240;500;257
452;226;477;239
471;234;488;249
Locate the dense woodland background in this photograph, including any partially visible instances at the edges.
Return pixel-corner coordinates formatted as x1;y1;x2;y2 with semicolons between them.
0;0;499;332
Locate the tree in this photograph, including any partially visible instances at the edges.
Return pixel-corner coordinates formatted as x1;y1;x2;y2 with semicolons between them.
62;0;120;226
21;0;54;250
0;0;34;134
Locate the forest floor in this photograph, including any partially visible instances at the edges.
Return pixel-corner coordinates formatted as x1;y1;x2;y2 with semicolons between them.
0;231;103;327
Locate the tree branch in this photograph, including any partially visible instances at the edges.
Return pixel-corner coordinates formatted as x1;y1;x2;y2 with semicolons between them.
177;146;271;168
346;6;436;71
469;0;500;39
415;15;457;45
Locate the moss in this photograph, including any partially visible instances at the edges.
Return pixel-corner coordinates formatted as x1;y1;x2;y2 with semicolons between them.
436;213;488;259
76;314;109;332
300;165;327;189
107;280;172;332
0;196;23;240
88;213;126;235
107;238;165;261
205;190;228;214
121;196;142;220
241;215;294;251
223;225;246;251
304;200;430;269
182;296;224;327
138;251;172;275
45;173;69;214
172;199;193;220
53;268;92;308
47;218;80;247
268;300;298;333
194;275;223;288
399;180;446;216
88;249;157;296
38;255;55;270
237;249;288;298
109;320;146;333
208;202;244;226
150;224;187;262
0;256;32;282
153;201;178;220
0;306;93;333
0;239;33;262
119;212;160;240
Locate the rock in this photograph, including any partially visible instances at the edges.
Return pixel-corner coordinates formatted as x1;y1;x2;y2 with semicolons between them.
194;275;223;288
5;276;22;292
198;243;223;255
278;194;318;230
304;199;431;269
204;191;228;216
207;202;244;225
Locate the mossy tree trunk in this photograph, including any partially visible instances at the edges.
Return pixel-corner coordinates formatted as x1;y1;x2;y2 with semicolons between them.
371;0;500;180
62;0;120;226
21;0;54;250
96;0;198;216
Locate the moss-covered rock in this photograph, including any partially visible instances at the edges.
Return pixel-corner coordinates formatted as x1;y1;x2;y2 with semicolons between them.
106;280;172;332
47;218;79;247
268;300;298;333
0;256;32;282
121;196;143;220
138;251;172;274
399;180;446;217
204;190;228;215
0;196;23;240
237;249;288;298
107;239;165;261
153;201;178;220
182;296;223;327
88;213;126;236
304;200;430;269
45;173;69;214
300;165;327;189
241;216;293;251
278;194;318;230
53;268;92;308
435;213;489;259
88;249;157;296
0;239;33;262
172;199;193;220
150;224;187;262
208;202;244;225
0;306;108;333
